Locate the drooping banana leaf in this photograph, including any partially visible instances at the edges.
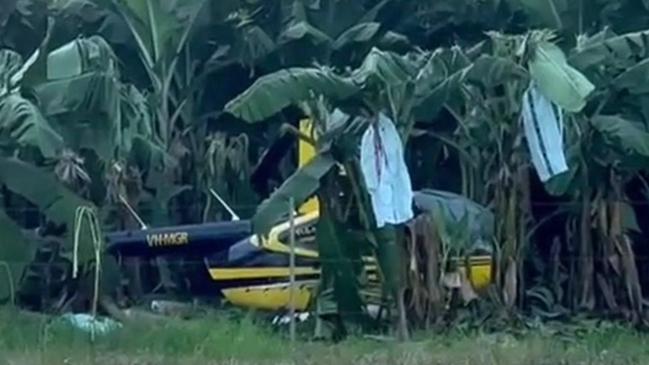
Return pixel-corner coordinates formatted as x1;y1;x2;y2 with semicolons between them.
0;157;90;228
412;49;472;121
0;156;96;272
570;30;649;70
46;36;117;80
253;154;336;235
414;53;528;122
613;58;649;94
225;68;359;124
352;47;417;89
466;55;528;88
590;115;649;160
415;49;461;94
529;41;594;112
0;94;63;158
37;73;120;160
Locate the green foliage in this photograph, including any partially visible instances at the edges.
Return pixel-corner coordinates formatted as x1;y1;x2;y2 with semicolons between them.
111;0;206;68
0;94;64;158
0;157;90;228
5;0;649;337
613;58;649;93
0;209;34;303
590;115;649;160
253;154;335;235
0;49;64;158
529;41;594;112
333;22;382;50
225;68;360;124
352;47;418;89
571;30;649;70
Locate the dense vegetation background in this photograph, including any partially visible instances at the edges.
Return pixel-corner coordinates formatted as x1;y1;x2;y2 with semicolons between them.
4;0;649;338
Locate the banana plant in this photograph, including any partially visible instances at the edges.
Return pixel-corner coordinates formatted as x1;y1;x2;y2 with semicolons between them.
33;35;176;216
537;28;649;321
0;47;99;305
102;0;207;148
224;44;502;337
435;30;596;312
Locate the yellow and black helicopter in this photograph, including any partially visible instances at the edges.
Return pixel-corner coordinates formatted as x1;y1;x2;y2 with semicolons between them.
105;121;493;312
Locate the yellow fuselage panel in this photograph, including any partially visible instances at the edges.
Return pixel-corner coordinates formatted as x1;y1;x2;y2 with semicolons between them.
209;267;320;281
222;283;314;311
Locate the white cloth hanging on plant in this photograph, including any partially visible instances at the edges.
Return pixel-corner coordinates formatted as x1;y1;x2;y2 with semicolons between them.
360;113;414;228
522;84;569;183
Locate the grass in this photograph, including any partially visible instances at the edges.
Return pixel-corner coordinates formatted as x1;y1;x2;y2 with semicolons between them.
2;307;649;364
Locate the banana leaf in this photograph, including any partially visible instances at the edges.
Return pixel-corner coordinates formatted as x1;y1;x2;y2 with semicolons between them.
0;49;64;158
47;36;117;81
111;0;205;66
413;52;526;122
0;94;63;159
570;30;649;70
590;115;649;160
333;22;381;50
415;49;463;94
279;21;333;46
0;157;90;225
129;135;177;175
36;73;120;160
0;157;93;263
225;68;359;124
412;51;470;121
253;154;336;235
529;41;594;112
467;55;527;88
352;47;417;89
613;58;649;94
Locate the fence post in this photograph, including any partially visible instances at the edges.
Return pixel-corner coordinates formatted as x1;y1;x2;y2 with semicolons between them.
288;197;296;343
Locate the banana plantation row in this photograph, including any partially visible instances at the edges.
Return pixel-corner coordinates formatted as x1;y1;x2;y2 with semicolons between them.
2;0;649;340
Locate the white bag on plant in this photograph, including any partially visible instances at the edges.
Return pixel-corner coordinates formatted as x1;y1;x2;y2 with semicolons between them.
522;85;569;182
